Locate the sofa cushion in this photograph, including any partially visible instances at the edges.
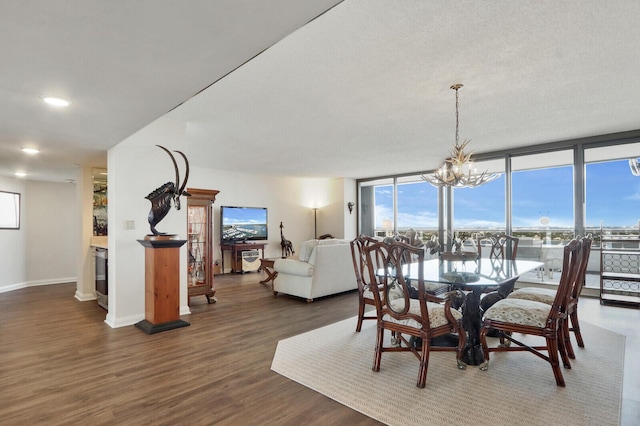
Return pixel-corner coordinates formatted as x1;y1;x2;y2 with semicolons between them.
274;258;314;277
298;238;348;263
317;238;347;246
308;239;350;265
298;240;320;262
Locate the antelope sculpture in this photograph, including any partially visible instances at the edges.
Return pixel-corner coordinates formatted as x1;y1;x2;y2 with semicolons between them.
145;145;190;235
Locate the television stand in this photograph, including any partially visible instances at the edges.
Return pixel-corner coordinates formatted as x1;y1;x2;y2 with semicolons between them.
221;242;266;273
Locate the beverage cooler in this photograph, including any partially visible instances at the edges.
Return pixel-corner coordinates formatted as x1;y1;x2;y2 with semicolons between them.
95;247;108;310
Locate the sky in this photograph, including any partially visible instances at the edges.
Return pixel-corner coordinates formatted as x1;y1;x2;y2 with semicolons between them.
374;159;640;230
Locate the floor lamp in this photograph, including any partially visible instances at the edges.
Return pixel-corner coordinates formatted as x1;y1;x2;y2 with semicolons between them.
313;208;318;239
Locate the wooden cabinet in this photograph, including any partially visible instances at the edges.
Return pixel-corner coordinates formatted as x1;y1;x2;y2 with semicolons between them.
600;236;640;307
221;242;266;273
186;188;220;305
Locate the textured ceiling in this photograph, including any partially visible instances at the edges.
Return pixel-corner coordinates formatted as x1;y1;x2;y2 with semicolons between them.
0;0;342;182
2;0;640;182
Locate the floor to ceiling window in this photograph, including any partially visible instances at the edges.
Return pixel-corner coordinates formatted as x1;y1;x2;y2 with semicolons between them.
357;136;640;266
511;150;575;244
374;182;394;233
359;175;438;240
585;142;640;246
452;158;506;235
397;176;438;240
359;178;394;237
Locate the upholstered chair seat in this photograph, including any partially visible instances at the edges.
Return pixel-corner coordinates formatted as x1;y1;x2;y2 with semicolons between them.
423;281;451;295
362;287;374;300
483;298;551;328
508;287;555;305
385;299;463;329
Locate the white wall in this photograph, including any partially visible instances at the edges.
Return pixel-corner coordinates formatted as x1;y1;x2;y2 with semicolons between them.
282;176;357;242
0;176;76;292
343;178;357;238
24;180;77;282
106;116;188;328
105;116;356;328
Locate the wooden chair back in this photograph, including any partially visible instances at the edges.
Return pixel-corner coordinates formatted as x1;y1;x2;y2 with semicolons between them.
478;234;519;260
350;235;382;331
350;235;380;294
363;241;428;324
545;237;585;327
397;235;411;244
363;242;455;328
564;235;593;352
570;235;592;303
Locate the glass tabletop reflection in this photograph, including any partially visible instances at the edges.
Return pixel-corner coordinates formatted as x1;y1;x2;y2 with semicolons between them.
396;258;544;287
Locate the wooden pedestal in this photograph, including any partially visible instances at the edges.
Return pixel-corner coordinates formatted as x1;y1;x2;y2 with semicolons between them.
136;235;190;334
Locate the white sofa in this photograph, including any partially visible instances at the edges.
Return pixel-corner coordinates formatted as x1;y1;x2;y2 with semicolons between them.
273;239;357;302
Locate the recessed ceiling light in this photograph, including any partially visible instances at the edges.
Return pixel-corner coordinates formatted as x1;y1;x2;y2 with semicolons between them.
41;96;71;107
14;172;27;177
21;147;40;155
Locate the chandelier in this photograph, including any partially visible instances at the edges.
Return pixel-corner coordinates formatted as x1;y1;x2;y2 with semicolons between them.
629;158;640;176
422;84;500;188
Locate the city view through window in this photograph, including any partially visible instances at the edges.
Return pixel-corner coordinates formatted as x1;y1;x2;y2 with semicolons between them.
367;157;640;246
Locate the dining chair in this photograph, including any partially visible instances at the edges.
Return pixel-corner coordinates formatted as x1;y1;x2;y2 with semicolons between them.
396;232;449;296
362;241;466;388
542;246;564;279
478;237;588;387
506;235;592;358
405;227;424;248
397;234;410;244
477;234;520;312
350;235;382;332
477;233;519;260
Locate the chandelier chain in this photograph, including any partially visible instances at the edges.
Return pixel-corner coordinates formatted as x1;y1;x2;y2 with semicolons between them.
455;85;460;147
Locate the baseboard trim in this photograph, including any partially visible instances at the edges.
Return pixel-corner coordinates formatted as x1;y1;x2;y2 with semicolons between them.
0;277;76;293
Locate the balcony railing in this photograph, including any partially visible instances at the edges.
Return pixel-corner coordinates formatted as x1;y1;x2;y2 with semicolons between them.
375;226;639;277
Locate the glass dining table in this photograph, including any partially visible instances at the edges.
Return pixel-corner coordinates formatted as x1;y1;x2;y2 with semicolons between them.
400;256;544;365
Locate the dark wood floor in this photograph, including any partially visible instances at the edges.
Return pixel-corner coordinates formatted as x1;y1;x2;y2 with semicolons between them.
0;273;382;425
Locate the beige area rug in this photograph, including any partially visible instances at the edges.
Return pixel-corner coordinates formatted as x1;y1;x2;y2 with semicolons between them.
271;317;624;426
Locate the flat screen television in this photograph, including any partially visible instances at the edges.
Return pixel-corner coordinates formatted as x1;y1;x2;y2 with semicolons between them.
220;206;268;243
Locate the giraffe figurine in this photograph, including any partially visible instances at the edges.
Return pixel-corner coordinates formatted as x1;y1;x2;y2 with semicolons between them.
280;222;295;258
